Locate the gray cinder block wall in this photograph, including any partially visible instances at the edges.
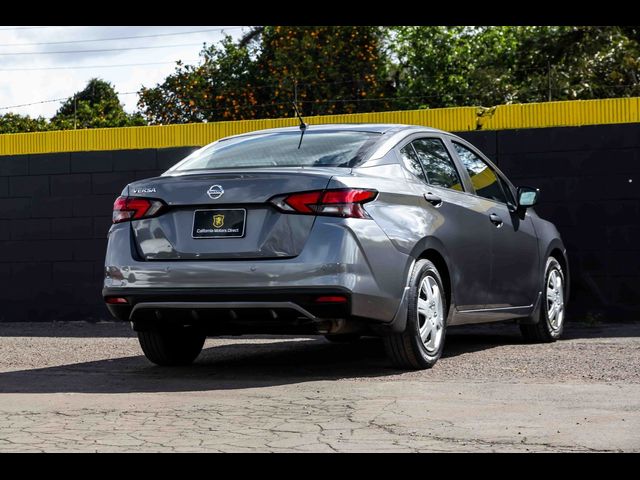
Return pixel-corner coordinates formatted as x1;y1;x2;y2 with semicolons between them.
0;147;197;322
0;123;639;322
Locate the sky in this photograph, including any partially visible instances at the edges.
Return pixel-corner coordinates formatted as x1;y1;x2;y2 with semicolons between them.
0;26;250;119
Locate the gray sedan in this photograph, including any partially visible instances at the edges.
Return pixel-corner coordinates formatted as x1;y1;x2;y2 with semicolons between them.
103;124;569;369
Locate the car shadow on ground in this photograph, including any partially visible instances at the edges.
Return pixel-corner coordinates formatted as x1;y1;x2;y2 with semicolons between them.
0;329;519;395
0;322;135;338
0;322;637;395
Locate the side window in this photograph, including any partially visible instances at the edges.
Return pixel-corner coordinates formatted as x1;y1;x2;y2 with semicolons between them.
412;138;463;191
452;142;508;204
399;143;427;183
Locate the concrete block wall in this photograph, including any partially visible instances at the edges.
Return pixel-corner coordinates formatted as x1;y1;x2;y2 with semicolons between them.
0;147;196;321
0;123;639;321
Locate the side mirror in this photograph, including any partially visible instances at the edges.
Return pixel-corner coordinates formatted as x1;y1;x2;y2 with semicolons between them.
517;186;540;209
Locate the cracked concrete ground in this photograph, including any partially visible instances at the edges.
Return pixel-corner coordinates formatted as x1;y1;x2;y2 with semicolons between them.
0;321;638;452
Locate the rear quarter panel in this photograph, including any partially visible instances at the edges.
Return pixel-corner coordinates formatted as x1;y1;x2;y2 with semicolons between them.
326;163;423;301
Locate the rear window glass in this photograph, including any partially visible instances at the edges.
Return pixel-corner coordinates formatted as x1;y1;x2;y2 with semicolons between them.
169;131;381;172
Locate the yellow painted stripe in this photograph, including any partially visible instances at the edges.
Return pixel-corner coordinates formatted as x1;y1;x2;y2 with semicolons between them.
482;97;640;130
1;97;639;156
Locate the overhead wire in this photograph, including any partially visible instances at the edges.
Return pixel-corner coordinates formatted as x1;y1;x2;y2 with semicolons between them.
0;27;246;47
4;77;640;115
2;48;639;118
0;26;71;31
0;61;176;72
0;42;211;56
0;91;137;111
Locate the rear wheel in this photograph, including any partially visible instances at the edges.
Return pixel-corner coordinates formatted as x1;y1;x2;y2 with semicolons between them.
384;259;447;370
520;257;565;343
137;326;206;366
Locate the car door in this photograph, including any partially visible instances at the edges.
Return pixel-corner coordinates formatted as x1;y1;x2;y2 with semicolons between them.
449;140;540;309
397;136;493;311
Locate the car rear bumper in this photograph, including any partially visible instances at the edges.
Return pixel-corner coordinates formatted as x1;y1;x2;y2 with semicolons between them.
103;286;352;321
103;217;412;324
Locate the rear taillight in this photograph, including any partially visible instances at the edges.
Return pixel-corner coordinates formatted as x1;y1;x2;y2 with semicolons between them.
271;188;378;219
105;297;129;304
315;295;348;303
112;196;166;224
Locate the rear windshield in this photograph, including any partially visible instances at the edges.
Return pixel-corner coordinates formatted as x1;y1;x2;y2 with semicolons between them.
168;130;381;172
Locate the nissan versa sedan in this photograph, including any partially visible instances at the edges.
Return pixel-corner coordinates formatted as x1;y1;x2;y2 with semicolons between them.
103;124;569;370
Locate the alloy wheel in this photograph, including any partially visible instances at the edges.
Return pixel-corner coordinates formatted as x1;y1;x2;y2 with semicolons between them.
546;268;565;331
417;276;445;354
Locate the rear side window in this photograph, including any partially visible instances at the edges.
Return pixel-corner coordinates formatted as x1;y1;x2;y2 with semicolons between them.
412;138;463;191
399;144;427;183
168;131;380;171
452;142;508;204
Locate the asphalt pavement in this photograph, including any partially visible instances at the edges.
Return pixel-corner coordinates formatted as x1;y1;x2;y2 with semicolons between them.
0;321;638;452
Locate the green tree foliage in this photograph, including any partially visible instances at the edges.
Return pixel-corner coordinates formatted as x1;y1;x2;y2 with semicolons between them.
51;78;145;130
138;26;392;123
515;26;640;101
254;26;392;118
138;25;640;122
0;113;50;134
1;27;639;134
137;37;259;124
392;26;640;108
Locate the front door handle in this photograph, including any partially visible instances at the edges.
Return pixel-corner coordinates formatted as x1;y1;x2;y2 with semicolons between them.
489;213;503;227
424;192;443;207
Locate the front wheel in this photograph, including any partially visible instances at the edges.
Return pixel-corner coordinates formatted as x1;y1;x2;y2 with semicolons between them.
384;259;447;370
520;257;566;343
138;326;206;366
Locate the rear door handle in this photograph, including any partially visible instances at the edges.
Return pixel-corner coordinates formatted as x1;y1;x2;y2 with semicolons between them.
489;213;503;227
424;192;443;207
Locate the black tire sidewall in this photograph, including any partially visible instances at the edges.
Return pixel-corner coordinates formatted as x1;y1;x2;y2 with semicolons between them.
406;260;447;365
138;326;205;366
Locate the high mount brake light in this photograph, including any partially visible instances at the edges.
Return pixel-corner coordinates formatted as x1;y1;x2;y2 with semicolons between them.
112;196;166;224
270;188;378;219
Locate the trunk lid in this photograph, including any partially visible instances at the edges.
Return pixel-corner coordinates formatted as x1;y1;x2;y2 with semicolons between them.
127;168;343;260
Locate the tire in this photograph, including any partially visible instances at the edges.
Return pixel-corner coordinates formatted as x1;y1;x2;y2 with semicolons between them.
384;259;447;370
138;326;206;366
520;257;566;343
324;334;361;343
